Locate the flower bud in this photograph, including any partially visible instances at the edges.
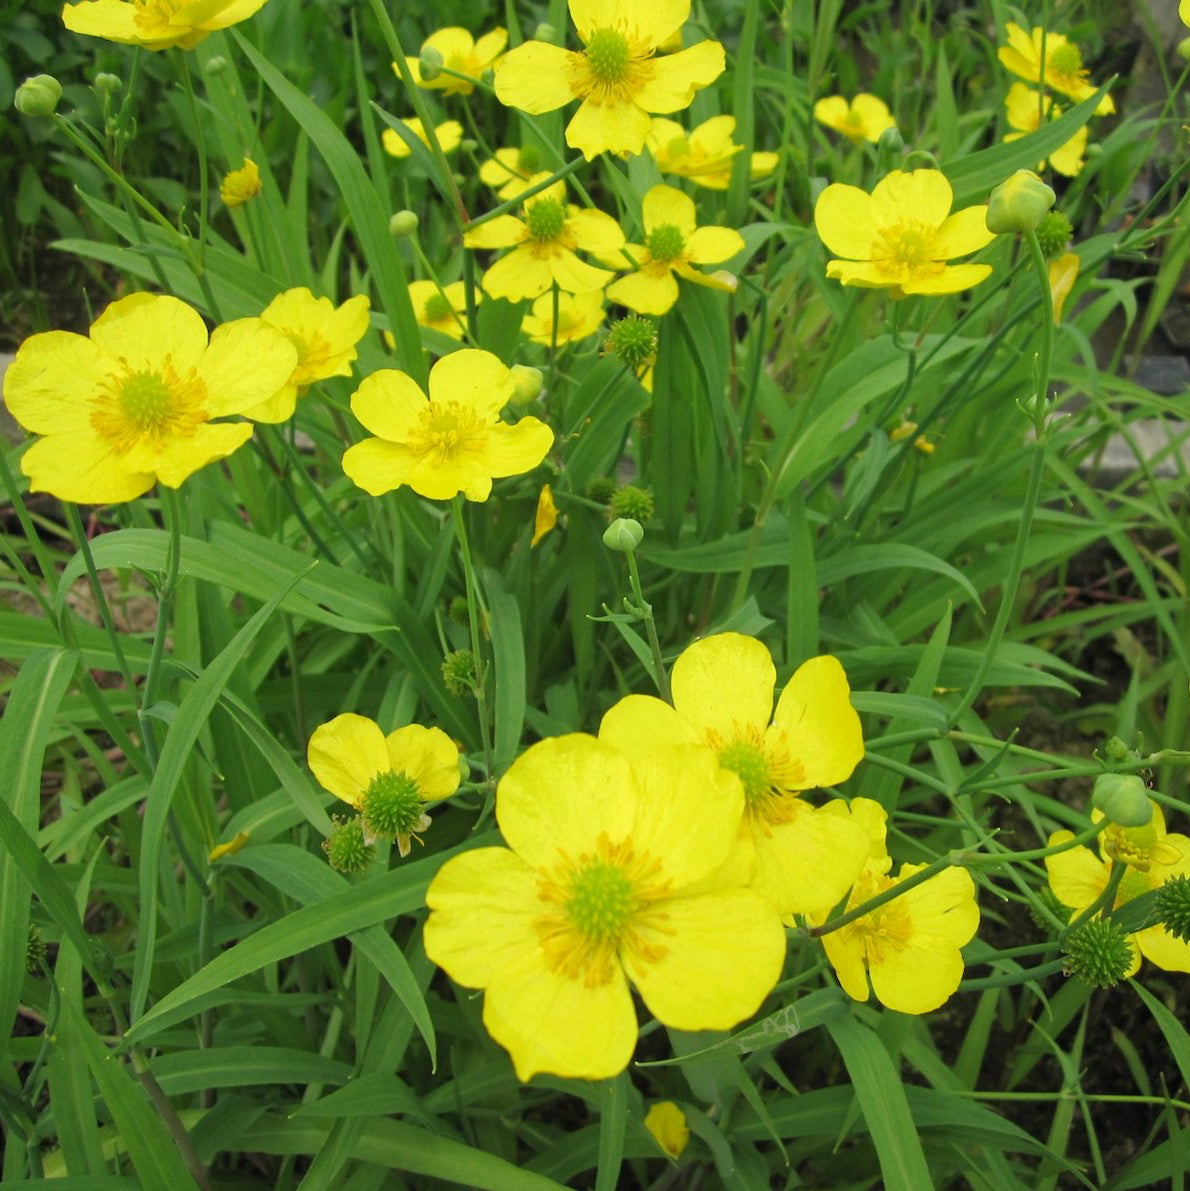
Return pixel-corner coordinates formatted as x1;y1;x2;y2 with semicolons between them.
15;75;63;118
93;72;122;97
460;138;478;154
1179;36;1190;63
1155;874;1190;943
204;55;229;75
322;815;375;873
448;595;470;625
1092;772;1153;828
26;924;47;975
389;210;419;237
533;22;557;42
603;517;644;552
1102;736;1132;762
442;648;477;696
587;476;617;505
1061;917;1134;988
509;364;543;405
418;45;444;81
986;169;1056;235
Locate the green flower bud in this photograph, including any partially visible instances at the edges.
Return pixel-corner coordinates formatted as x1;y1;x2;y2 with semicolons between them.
460;138;478;154
1102;736;1132;763
418;45;444;81
26;924;47;974
603;517;644;552
1061;917;1134;988
587;476;617;505
1035;210;1073;259
322;815;375;873
448;595;470;625
875;123;904;174
93;72;122;96
609;484;654;524
389;210;419;238
986;169;1056;235
509;364;544;405
15;75;63;118
1155;874;1190;943
1179;36;1190;63
1092;772;1153;828
533;22;557;42
203;55;229;75
442;648;477;696
604;315;657;372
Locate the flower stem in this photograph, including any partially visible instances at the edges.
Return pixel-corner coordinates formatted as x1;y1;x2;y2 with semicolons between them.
624;545;671;704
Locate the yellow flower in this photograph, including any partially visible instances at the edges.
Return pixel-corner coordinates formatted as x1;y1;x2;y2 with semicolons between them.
4;293;296;504
220;157;261;208
308;713;460;856
814;169;995;297
400;26;507;96
599;633;869;920
407;279;473;340
382;117;463;159
605;184;743;316
463;178;624;301
494;0;725;161
645;115;777;190
522;289;605;345
244;288;370;422
813;94;896;144
61;0;269;50
1046;801;1190;974
423;735;786;1080
1048;252;1080;324
816;799;979;1013
531;483;559;546
1003;83;1087;177
997;23;1114;115
341;349;553;501
644;1101;689;1159
479;144;546;201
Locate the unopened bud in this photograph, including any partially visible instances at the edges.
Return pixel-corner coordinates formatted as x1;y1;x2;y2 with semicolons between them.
509;364;543;405
1179;36;1190;63
93;72;122;96
533;22;557;42
389;210;419;237
1092;772;1153;828
204;55;229;75
418;45;444;81
986;169;1056;235
603;517;644;552
15;75;62;118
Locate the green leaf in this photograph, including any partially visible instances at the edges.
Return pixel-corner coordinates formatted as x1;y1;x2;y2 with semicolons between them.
149;1047;354;1096
483;569;526;775
595;1073;629;1191
1131;980;1190;1093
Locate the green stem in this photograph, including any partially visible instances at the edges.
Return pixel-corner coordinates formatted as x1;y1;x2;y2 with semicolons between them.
1065;860;1126;934
808;851;958;937
450;498;495;788
624;546;670;704
140;487;183;765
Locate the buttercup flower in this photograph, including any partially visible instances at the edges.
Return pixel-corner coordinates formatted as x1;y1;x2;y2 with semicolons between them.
220;157;261;207
644;1102;690;1159
400;26;507;95
816;799;979;1014
814;169;995;297
463;179;624;301
599;632;869;920
382;117;463;159
1003;83;1087;177
605;185;743;316
522;289;605;345
342;349;553;501
308;714;460;855
1046;800;1190;974
4;293;296;503
645;116;777;190
479;144;546;201
423;735;785;1080
531;483;559;546
408;279;474;340
61;0;269;49
997;23;1114;115
813;94;896;144
494;0;725;160
247;288;370;422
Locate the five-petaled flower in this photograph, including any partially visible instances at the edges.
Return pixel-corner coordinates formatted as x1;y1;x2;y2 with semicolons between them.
813;93;896;144
605;184;743;315
4;293;296;503
341;349;553;501
816;799;980;1014
479;143;547;201
400;26;507;95
814;168;995;297
997;23;1114;115
407;279;474;341
1003;83;1087;177
494;0;725;160
464;178;624;301
308;713;460;855
1047;801;1190;974
645;115;777;190
61;0;270;50
522;289;605;345
599;632;869;920
423;734;785;1080
382;117;463;159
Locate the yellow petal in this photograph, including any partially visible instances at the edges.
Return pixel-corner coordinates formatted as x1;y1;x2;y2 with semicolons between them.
548;247;615;295
599;694;701;757
1048;252;1080;323
565;95;652;160
472;416;554;482
150;422;253;487
198;318;299;416
870;169;953;230
935;206;996;260
350;368;427;440
531;483;559;546
632;40;725;113
427;349;514;419
341;437;420;496
307;712;389;806
91;293;207;375
821;924;871;1002
481;248;554;301
606;268;679;315
241;384;298;424
813;183;878;260
643;184;696;237
899;263;992;295
1045;833;1108;911
1135;923;1190;973
609;0;689;47
626;888;783;1029
772;655;864;788
473;27;508;62
671;633;776;741
3;331;105;435
384;724;460;802
644;1102;689;1159
62;0;144;44
685;225;744;265
20;433;153;504
565;208;626;255
868;932;966;1014
494;42;577;114
813;95;850;133
463;214;528;251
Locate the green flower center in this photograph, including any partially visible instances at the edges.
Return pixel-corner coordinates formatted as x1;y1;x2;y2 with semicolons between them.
646;223;686;263
566;861;634;941
718;739;771;804
517;144;542;173
584;27;632;85
423;291;455;323
605;315;657;369
360;769;423;839
1048;42;1083;76
666;135;691;158
526;197;567;243
119;371;176;429
91;361;209;454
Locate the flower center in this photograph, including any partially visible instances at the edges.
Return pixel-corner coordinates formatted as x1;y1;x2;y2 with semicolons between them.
525;197;567;243
359;769;424;839
517;144;542;173
90;361;209;454
413;399;486;463
844;108;865;129
584;27;632;85
1048;42;1083;76
1103;822;1182;874
873;222;944;276
646;223;686;263
566;861;634;941
718;739;771;805
133;0;185;28
852;882;913;963
423;291;456;323
666;134;691;158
